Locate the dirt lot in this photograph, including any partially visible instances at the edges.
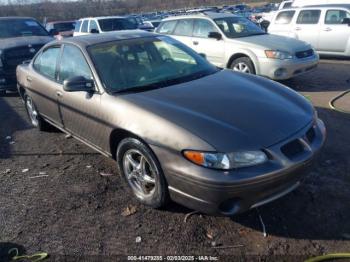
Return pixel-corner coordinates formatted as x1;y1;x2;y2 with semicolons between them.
1;60;350;262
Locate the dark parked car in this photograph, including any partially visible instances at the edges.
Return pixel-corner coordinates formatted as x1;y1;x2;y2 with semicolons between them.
16;31;326;216
0;17;52;95
45;20;76;39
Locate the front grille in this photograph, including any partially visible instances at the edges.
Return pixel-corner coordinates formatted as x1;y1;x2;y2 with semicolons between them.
295;49;314;59
3;44;43;70
306;126;316;143
281;139;304;159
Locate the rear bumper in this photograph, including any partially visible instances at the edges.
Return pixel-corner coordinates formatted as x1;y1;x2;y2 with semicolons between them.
151;118;326;216
257;54;319;80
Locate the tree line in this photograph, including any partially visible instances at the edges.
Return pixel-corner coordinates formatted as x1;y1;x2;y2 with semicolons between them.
0;0;275;22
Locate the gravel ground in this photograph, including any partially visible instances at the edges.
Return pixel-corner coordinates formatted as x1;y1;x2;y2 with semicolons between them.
0;61;350;262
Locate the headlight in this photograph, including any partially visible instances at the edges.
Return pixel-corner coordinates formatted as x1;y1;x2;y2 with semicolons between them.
265;50;293;60
183;150;267;170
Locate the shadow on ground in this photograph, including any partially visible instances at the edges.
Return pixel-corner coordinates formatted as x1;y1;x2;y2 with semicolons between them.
0;242;26;262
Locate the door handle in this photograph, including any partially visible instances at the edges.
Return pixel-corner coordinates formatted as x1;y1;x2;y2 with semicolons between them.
193;41;199;45
56;91;63;97
26;76;32;82
323;27;332;32
295;27;302;31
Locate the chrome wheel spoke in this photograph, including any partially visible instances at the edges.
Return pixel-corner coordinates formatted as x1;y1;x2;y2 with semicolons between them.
126;154;139;169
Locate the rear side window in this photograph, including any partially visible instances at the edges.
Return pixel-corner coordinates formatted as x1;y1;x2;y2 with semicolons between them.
297;10;321;24
173;19;194;36
33;47;61;80
81;20;89;33
74;21;82;32
193;19;218;38
157;20;177;34
325;10;350;24
58;45;92;83
282;2;292;9
275;11;295;24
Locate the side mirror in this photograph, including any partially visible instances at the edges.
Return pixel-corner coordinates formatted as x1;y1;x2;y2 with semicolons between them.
63;76;94;92
208;31;222;40
49;29;59;36
342;18;350;26
90;29;99;34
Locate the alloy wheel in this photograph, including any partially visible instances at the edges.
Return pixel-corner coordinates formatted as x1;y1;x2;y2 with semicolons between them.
233;62;251;74
122;149;156;199
26;96;39;127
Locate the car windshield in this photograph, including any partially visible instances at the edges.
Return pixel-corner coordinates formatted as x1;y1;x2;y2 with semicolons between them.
98;18;138;32
0;19;49;39
88;36;219;93
214;16;266;38
53;22;76;32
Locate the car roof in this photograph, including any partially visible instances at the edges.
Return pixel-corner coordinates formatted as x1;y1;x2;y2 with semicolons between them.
281;4;350;10
163;12;240;21
0;17;37;20
78;16;126;20
52;30;157;47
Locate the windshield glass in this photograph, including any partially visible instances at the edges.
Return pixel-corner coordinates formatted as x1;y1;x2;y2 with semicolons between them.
53;22;76;32
88;36;218;93
0;19;49;39
98;18;137;32
214;16;265;38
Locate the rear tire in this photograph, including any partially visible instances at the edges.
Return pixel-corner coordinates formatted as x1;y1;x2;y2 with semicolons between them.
116;137;169;208
24;93;51;131
230;57;255;75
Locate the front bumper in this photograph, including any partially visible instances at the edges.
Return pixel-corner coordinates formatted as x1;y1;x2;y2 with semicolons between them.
257;54;319;80
151;118;326;216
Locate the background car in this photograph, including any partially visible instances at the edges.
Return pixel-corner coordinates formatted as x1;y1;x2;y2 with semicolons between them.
45;20;76;39
73;16;137;36
156;12;319;80
16;31;325;215
0;17;52;95
268;5;350;57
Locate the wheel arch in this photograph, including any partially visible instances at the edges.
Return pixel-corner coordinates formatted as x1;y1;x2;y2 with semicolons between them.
226;52;259;74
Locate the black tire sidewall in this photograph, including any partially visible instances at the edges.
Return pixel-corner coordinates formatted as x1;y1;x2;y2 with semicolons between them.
116;137;168;208
230;57;256;74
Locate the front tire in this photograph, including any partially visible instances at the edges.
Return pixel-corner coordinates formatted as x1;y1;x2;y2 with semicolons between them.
116;137;169;208
230;57;255;74
24;93;51;131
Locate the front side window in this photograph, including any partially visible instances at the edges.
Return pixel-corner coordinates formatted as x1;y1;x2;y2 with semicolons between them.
0;19;49;39
58;45;92;83
214;17;265;38
275;11;295;24
157;21;177;34
81;20;89;33
193;19;218;38
297;10;321;24
325;10;350;24
173;19;194;36
98;18;137;32
89;20;99;32
88;36;218;93
33;47;61;80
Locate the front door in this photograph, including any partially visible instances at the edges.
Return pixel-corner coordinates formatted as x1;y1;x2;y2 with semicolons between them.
294;9;321;49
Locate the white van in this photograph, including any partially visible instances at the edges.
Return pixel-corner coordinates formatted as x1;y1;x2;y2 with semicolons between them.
269;5;350;57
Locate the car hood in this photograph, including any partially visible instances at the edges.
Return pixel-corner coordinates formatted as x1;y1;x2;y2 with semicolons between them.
123;70;313;152
231;34;311;53
0;36;53;50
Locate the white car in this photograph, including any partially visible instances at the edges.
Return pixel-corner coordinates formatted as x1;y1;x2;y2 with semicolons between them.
268;5;350;57
73;16;137;36
156;12;319;80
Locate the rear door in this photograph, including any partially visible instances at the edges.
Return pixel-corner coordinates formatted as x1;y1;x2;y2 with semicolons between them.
294;9;321;48
318;8;350;53
191;19;225;67
56;44;104;148
29;45;63;126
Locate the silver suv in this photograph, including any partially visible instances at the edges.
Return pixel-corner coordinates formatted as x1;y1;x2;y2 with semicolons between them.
156;12;319;80
268;5;350;57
